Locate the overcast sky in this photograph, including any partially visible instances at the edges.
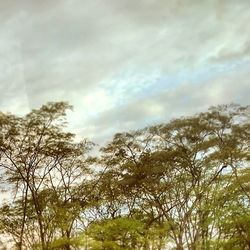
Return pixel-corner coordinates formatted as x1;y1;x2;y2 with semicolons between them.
0;0;250;144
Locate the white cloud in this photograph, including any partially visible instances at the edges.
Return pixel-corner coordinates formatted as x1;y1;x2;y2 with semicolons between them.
0;0;249;143
81;63;250;144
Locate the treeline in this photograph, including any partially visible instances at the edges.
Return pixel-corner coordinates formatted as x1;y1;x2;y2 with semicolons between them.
0;102;249;250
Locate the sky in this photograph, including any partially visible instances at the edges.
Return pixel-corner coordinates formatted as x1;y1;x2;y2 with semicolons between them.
0;0;250;145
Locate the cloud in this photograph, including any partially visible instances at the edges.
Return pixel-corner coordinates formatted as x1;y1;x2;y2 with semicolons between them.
82;63;250;144
0;0;249;143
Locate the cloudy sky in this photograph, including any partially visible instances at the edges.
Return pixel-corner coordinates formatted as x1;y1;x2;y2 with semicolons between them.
0;0;250;144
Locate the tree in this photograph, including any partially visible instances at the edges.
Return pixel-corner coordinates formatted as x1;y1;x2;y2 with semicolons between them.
86;217;144;249
213;168;250;249
0;103;249;249
99;104;250;250
0;102;93;250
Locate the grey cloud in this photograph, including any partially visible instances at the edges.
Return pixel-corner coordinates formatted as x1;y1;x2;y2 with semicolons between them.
82;65;250;144
0;0;249;143
211;42;250;63
5;1;250;70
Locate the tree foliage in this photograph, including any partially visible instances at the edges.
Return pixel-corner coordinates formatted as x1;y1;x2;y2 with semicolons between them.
0;102;249;250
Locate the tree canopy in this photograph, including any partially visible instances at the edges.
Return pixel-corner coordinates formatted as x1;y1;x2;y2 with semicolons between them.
0;102;249;250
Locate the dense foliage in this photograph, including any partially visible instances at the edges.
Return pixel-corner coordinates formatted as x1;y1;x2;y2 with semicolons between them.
0;102;249;250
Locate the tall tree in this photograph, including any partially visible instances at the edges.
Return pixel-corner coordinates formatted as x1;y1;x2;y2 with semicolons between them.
99;104;250;250
0;102;93;250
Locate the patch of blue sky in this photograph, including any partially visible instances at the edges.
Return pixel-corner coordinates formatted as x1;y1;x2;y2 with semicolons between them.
190;58;250;84
100;68;161;105
155;58;250;93
100;57;250;107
